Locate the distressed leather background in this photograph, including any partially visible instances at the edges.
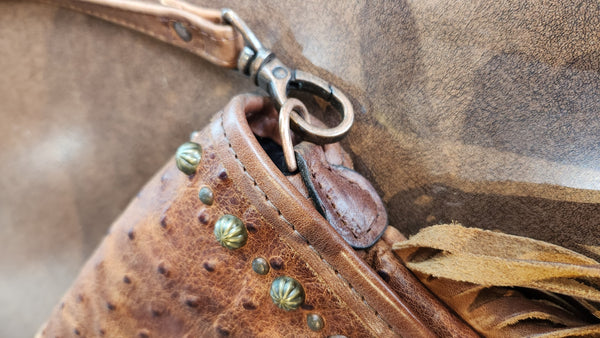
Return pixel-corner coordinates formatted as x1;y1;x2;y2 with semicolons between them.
1;0;599;336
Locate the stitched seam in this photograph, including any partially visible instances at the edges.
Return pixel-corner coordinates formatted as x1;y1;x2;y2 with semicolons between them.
41;1;235;66
219;115;395;333
312;170;350;228
312;167;379;238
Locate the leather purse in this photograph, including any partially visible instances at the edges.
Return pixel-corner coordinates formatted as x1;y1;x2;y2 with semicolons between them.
37;92;478;337
3;0;600;337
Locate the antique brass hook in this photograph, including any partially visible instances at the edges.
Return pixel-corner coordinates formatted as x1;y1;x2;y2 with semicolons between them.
222;9;355;171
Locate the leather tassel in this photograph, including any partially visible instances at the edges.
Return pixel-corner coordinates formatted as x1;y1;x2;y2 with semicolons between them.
393;224;600;337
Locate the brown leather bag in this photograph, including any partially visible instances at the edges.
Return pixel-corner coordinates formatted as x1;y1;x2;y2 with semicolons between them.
37;92;479;337
2;0;600;337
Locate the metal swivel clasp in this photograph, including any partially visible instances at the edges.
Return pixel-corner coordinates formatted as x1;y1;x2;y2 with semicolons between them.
222;9;355;172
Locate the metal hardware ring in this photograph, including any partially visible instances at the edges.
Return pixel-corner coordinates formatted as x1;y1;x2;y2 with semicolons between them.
279;98;309;172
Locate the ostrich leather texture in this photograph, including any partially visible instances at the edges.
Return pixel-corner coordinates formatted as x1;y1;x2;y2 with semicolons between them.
37;95;477;337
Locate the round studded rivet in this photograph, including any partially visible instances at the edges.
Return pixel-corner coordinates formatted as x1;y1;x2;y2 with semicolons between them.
214;215;247;250
307;313;324;331
175;142;202;175
270;276;305;311
252;257;269;275
198;186;214;205
172;21;192;42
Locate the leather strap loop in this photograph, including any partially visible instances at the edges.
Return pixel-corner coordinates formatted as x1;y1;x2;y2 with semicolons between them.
32;0;244;68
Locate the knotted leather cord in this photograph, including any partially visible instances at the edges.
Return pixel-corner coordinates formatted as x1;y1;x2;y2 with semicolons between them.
393;224;600;337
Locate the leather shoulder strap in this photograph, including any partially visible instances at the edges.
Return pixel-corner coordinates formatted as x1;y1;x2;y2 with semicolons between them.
32;0;243;68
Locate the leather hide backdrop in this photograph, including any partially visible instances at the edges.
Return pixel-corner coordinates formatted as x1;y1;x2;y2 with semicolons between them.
0;0;599;336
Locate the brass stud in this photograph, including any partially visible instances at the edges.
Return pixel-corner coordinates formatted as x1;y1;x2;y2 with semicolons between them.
175;142;202;175
252;257;269;275
214;215;247;250
307;313;324;331
198;186;214;205
270;276;305;311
